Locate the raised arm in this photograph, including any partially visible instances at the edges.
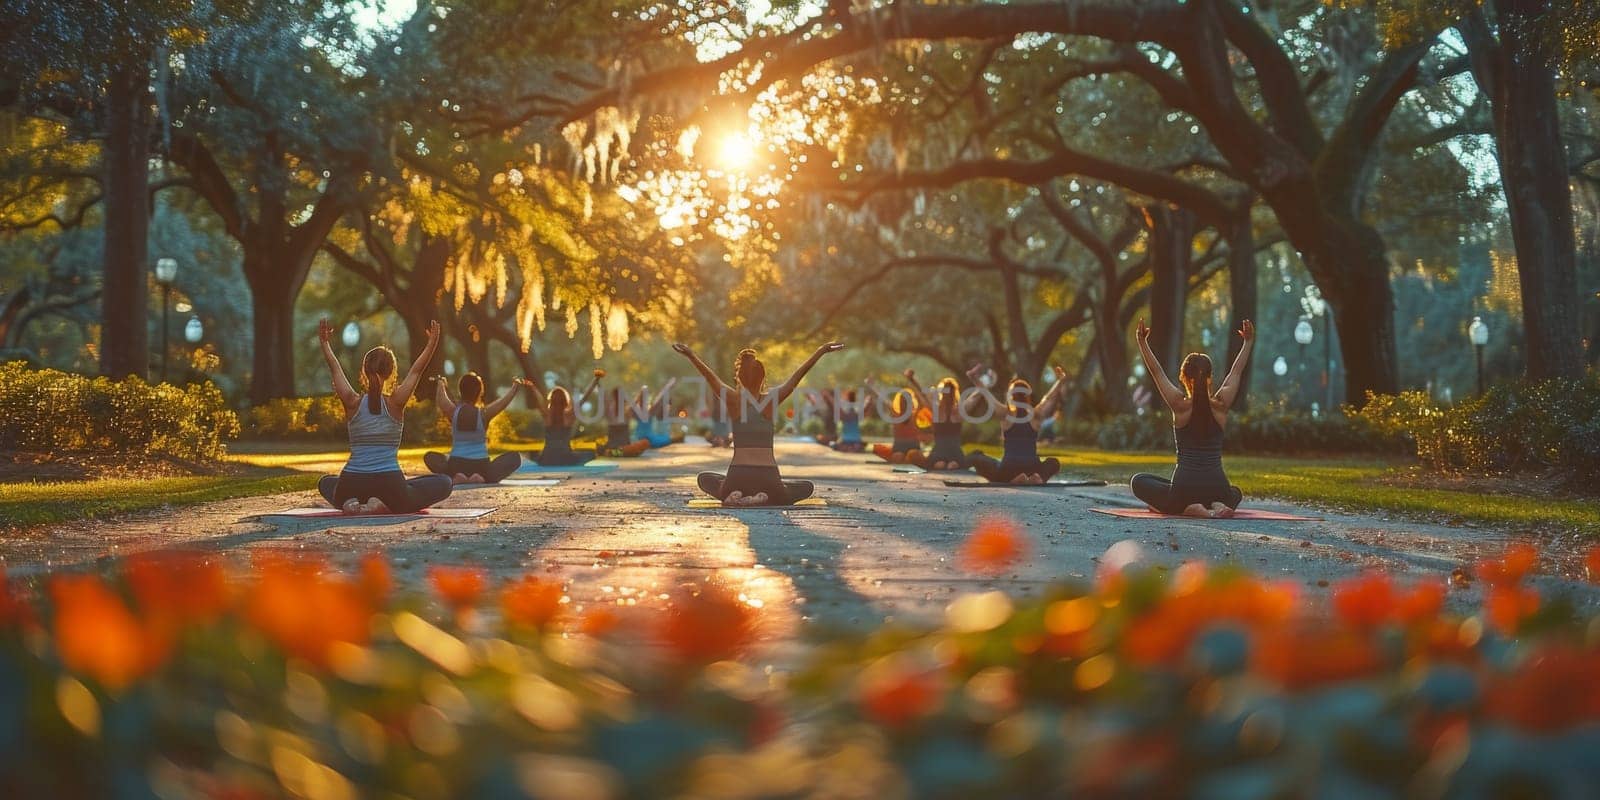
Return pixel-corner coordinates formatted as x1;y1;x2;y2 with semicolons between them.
389;320;441;414
1213;319;1255;412
775;342;845;404
576;369;606;408
318;319;360;413
963;362;1005;415
433;375;456;420
480;379;524;420
1136;320;1187;411
1034;365;1071;421
901;368;933;412
671;344;732;400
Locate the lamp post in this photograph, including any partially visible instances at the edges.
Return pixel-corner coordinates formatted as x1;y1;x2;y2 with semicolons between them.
1273;356;1288;377
1294;318;1314;408
154;257;178;381
184;316;203;344
1469;316;1489;395
1301;286;1332;411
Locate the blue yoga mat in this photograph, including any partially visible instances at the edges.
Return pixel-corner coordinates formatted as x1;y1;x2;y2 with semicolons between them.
515;459;620;474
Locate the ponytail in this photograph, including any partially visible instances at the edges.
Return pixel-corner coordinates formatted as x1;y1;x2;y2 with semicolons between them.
456;373;484;431
1179;353;1216;434
360;346;396;416
367;383;383;415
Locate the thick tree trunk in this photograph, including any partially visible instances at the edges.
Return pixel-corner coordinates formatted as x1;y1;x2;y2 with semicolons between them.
101;63;151;380
1225;213;1258;410
1484;0;1584;380
1315;223;1398;405
244;257;298;403
1093;311;1132;413
1147;207;1195;374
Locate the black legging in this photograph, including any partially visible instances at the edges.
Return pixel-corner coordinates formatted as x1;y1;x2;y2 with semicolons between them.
318;471;453;513
1130;473;1242;515
423;452;523;483
696;466;814;506
966;452;1060;483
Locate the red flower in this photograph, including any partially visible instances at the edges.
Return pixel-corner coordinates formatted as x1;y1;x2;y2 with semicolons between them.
500;576;565;630
1332;572;1395;628
1395;580;1446;625
857;655;943;728
1253;624;1381;690
1484;584;1540;634
358;552;392;603
0;568;34;630
1584;546;1600;584
124;550;229;626
428;565;487;612
657;581;757;665
51;574;168;690
1474;543;1538;587
244;553;372;669
1484;644;1600;732
959;517;1029;575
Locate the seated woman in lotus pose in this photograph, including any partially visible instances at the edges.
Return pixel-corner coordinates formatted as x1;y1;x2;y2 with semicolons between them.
674;341;844;506
1129;319;1253;517
829;388;866;452
316;318;452;514
527;371;603;467
871;378;925;464
599;386;652;457
423;372;526;484
631;378;678;448
902;369;978;471
964;364;1069;484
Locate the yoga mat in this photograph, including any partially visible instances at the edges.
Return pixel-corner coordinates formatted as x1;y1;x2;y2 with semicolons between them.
943;479;1108;488
1090;507;1322;521
454;478;560;489
515;459;619;474
892;465;927;474
686;498;828;509
251;507;496;521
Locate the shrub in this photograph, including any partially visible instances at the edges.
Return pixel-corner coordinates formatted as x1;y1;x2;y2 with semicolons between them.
246;395;542;447
1358;376;1600;487
0;362;238;464
1058;401;1405;455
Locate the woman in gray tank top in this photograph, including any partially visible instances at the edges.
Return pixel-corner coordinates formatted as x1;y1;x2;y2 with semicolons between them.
423;372;528;484
314;318;453;515
1129;318;1254;517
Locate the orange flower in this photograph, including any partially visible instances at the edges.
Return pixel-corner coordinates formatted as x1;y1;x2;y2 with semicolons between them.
1474;543;1538;587
1121;576;1297;667
358;552;392;603
579;606;620;637
51;574;168;690
1331;572;1395;628
1252;624;1381;690
428;565;487;612
657;581;757;665
1584;546;1600;584
1395;580;1447;625
1483;584;1540;634
857;655;943;728
500;576;564;630
959;517;1029;575
1484;644;1600;733
243;553;372;668
124;550;229;626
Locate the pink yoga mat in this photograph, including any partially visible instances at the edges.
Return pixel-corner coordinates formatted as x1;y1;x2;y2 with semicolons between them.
1090;507;1322;521
252;507;495;521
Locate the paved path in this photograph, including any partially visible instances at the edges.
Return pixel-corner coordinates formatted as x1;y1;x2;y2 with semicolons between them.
5;440;1594;644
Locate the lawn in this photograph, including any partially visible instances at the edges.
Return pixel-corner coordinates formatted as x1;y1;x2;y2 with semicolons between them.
1026;445;1600;533
0;471;320;529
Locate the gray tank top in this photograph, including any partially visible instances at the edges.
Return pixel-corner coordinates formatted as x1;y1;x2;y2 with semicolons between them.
346;400;403;473
449;406;489;460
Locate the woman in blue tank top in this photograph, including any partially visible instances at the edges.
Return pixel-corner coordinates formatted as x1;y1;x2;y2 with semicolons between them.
423;372;527;484
314;319;452;514
1130;319;1254;517
631;378;678;448
964;363;1070;484
527;371;603;466
828;388;867;452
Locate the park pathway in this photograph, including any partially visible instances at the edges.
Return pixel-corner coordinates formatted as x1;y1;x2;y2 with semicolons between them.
4;440;1595;644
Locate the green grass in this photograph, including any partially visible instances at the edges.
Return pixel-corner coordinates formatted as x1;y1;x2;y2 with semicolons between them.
1021;445;1600;533
0;472;321;528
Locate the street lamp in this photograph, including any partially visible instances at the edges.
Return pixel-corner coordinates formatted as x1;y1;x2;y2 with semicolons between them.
1469;316;1489;395
1293;318;1314;410
341;321;361;349
1201;328;1213;349
154;257;178;381
1273;356;1288;377
444;359;456;377
1302;286;1333;412
184;316;203;344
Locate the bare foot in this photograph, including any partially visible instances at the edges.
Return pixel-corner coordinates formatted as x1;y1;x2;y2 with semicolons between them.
743;492;769;506
1010;474;1031;484
1209;503;1235;519
1181;503;1210;518
724;491;744;506
341;499;363;515
451;473;469;485
468;473;486;484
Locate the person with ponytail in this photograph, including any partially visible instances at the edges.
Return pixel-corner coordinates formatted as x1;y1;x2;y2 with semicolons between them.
423;372;527;484
1129;318;1254;517
964;364;1070;484
599;386;652;457
315;319;453;514
902;371;979;470
871;372;927;464
526;370;604;466
830;387;866;452
673;340;844;506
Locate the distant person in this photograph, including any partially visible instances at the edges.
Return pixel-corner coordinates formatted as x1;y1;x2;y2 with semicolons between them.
424;372;526;484
527;370;603;466
902;369;979;471
1129;319;1254;517
871;376;925;464
674;341;844;505
830;388;866;452
965;364;1070;484
315;318;451;514
631;378;678;448
599;386;652;457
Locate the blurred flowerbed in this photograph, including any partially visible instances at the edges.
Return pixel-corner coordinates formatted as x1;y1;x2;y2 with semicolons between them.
2;522;1599;798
